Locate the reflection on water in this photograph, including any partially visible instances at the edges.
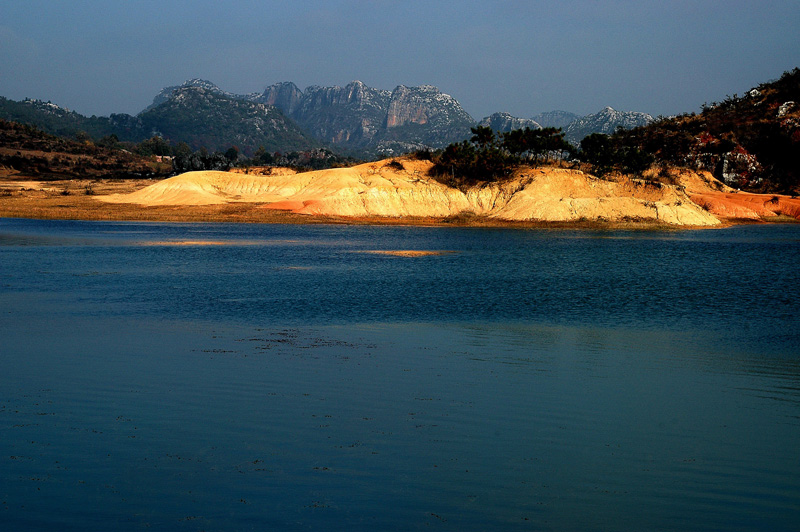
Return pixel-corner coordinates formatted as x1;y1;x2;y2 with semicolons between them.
1;218;799;531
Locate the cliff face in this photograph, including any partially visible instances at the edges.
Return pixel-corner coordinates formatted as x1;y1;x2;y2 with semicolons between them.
564;107;654;145
386;85;430;127
259;82;304;116
531;110;580;130
285;81;391;148
377;85;476;154
385;85;473;129
256;81;474;155
478;112;542;132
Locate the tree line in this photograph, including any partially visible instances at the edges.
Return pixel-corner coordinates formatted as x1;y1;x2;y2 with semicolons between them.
417;125;656;189
424;125;574;187
93;134;352;173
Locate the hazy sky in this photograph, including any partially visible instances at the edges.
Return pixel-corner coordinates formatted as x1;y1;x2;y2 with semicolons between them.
1;1;798;120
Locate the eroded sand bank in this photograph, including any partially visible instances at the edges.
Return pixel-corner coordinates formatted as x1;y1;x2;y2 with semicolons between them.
98;159;725;226
4;159;797;226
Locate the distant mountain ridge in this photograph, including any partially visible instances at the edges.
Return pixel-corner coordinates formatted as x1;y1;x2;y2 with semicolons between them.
477;107;654;147
144;78;261;111
138;86;319;154
1;78;655;158
255;80;475;155
150;79;653;154
531;110;581;130
563;107;654;145
142;78;477;156
478;112;541;132
0;96;127;141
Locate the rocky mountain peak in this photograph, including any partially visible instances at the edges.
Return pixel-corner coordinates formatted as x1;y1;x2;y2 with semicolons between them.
21;98;74;118
139;78;653;156
181;78;224;92
136;84;318;155
342;80;376;103
386;84;473;129
530;110;581;129
300;82;390;112
564;107;654;145
259;82;303;115
478;112;541;132
145;79;260;112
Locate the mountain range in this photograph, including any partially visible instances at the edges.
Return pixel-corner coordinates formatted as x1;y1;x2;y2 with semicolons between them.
0;79;654;157
562;106;655;145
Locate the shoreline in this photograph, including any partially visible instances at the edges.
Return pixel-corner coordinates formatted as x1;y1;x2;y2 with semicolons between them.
1;176;791;230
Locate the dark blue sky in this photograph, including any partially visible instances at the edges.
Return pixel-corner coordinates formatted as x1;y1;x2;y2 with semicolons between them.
2;1;798;120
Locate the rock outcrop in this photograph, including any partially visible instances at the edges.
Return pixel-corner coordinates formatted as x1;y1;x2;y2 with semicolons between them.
259;82;304;116
258;81;475;156
144;79;261;112
531;110;581;130
280;81;391;148
478;112;541;132
564;107;654;145
377;85;476;154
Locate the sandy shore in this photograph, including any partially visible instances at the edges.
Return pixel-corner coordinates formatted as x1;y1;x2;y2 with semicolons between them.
0;178;335;224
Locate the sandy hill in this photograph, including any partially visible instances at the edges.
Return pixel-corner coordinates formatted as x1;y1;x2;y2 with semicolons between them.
99;159;740;226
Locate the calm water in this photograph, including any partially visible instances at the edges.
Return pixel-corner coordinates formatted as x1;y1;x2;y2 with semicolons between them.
1;218;799;531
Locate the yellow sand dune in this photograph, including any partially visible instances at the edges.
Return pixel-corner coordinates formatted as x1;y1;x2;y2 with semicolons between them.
99;159;722;226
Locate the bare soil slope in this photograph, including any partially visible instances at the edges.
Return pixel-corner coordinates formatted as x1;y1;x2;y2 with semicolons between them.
668;167;800;221
99;159;722;226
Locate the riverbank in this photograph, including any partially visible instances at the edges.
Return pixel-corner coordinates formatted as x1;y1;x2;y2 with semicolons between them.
0;182;675;229
1;163;797;228
0;178;703;229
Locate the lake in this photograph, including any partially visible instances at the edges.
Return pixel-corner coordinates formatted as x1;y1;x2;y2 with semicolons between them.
1;218;799;531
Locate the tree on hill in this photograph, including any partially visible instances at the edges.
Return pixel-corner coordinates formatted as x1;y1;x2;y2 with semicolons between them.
135;136;172;157
578;132;654;177
427;126;574;188
579;133;614;173
251;146;274;165
600;67;800;192
502;127;573;162
0;118;172;179
470;125;495;149
224;146;240;164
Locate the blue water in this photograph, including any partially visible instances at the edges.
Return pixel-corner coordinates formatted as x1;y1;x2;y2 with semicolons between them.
1;218;799;531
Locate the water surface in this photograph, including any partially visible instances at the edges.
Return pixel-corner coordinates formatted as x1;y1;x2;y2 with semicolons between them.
1;218;799;531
